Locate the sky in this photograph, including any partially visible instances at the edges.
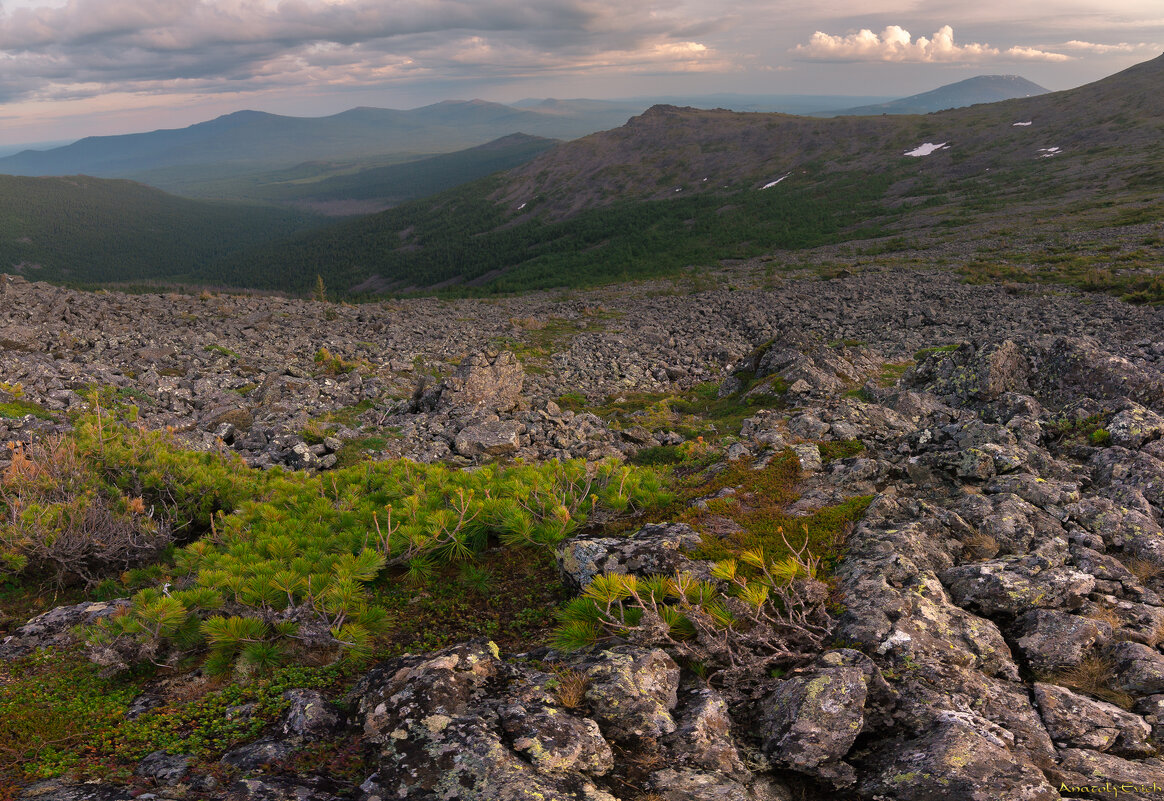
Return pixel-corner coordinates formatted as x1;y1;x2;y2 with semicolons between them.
0;0;1161;147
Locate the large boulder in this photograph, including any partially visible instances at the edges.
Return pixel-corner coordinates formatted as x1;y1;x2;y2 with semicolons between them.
354;640;618;801
759;656;867;786
940;557;1094;619
435;351;525;414
555;523;706;592
907;340;1031;403
0;599;128;659
1106;641;1164;696
1032;682;1153;757
1012;610;1103;672
861;711;1059;801
582;647;680;747
454;420;523;457
280;689;344;741
1030;337;1164;412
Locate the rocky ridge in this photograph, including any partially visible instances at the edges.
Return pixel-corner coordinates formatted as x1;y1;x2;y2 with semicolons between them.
5;267;1164;799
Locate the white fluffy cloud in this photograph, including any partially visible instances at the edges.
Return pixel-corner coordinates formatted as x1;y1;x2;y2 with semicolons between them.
792;25;1070;63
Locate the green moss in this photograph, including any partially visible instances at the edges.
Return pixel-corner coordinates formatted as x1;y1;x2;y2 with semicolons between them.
819;439;865;463
682;452;873;574
0;398;53;420
203;344;241;359
876;361;914;388
913;344;959;361
0;647;351;786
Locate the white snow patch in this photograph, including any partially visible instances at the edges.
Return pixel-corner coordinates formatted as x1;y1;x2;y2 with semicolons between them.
1013;121;1033;127
517;202;527;210
761;173;791;189
904;142;949;157
1037;146;1061;158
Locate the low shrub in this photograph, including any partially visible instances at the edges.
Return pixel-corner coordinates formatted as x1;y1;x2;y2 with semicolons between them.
55;414;674;674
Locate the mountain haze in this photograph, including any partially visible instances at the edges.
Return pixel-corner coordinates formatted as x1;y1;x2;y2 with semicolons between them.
823;75;1049;116
0;100;639;194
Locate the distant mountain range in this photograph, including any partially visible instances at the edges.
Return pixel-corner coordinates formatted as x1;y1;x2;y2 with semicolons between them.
821;75;1049;116
0;77;1039;199
0;101;637;195
214;53;1161;296
2;57;1158;296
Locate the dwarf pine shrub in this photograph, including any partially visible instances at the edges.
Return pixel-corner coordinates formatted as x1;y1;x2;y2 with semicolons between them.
49;412;675;673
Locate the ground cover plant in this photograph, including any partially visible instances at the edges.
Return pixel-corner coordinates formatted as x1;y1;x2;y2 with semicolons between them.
564;380;787;448
554;450;873;685
0;408;673;676
0;407;675;791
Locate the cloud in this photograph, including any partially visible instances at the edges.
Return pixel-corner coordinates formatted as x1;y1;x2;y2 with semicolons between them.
0;0;730;104
792;25;1069;63
1060;40;1147;53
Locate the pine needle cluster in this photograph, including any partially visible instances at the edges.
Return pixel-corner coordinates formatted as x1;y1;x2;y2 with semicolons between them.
13;410;675;674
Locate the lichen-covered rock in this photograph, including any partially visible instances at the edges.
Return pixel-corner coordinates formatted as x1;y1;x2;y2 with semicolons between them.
224;776;345;800
582;646;680;746
1106;641;1164;696
861;710;1059;801
1091;447;1164;511
1033;682;1153;757
665;688;749;778
759;659;867;786
14;780;136;800
434;351;524;414
1054;748;1164;800
940;556;1095;618
1133;694;1164;741
555;523;705;592
835;504;1019;680
0;600;128;659
220;739;295;773
987;475;1078;514
453;419;523;457
1107;403;1164;450
135;750;190;785
497;681;614;776
1031;336;1164;411
354;640;618;801
280;689;344;741
647;768;790;801
908;340;1031;403
1012;610;1103;672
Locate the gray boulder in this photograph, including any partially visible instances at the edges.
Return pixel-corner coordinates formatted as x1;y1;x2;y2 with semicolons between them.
280;689;344;741
555;523;705;592
647;769;789;801
454;420;523;457
354;640;619;801
0;599;128;659
1033;682;1153;756
940;557;1094;618
134;751;191;785
1106;641;1164;696
1012;610;1103;672
759;658;867;786
908;340;1031;403
582;647;680;746
861;711;1059;801
435;351;524;414
220;739;294;773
